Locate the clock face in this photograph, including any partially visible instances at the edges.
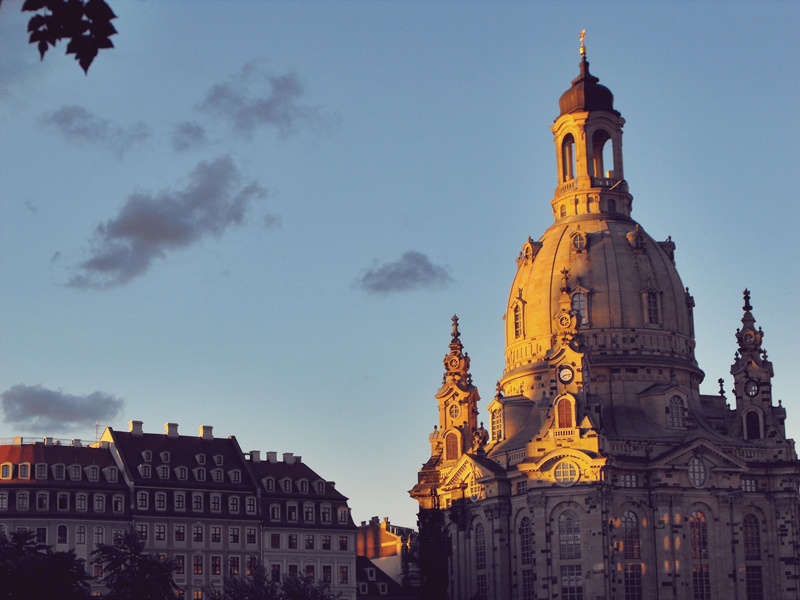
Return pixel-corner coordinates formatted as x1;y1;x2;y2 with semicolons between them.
448;357;460;369
558;365;574;384
449;404;461;419
746;381;759;397
743;331;755;344
557;313;572;329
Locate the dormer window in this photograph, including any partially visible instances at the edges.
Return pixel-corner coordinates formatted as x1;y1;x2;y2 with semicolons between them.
86;466;99;482
667;395;686;428
142;451;152;462
571;292;588;326
195;454;206;465
52;464;65;480
69;465;82;481
556;396;574;429
299;480;308;493
157;466;169;479
571;231;587;252
176;467;188;480
513;303;523;339
18;464;30;479
139;465;151;478
103;466;118;482
316;481;325;494
159;452;170;463
0;464;11;479
265;477;275;492
213;455;223;466
212;469;223;482
35;464;47;479
194;468;206;482
281;479;292;493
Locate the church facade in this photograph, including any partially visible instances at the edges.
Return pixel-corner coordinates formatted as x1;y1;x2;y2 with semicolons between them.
410;43;800;600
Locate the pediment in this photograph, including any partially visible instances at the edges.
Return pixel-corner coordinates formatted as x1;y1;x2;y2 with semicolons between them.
439;454;504;493
651;438;747;470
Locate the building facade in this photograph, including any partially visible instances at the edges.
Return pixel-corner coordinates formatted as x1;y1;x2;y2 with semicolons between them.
410;43;800;600
1;421;357;599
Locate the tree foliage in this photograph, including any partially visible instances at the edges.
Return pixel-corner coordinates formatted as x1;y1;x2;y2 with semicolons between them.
0;529;92;600
92;529;178;600
22;0;117;73
209;561;341;600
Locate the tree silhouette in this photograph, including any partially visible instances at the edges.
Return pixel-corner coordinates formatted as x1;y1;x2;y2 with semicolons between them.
92;529;178;600
0;529;92;600
22;0;117;73
208;560;341;600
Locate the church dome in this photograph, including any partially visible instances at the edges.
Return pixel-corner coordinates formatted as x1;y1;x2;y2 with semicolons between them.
558;57;618;117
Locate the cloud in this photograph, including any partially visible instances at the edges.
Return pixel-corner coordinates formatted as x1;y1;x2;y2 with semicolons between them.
68;155;267;289
355;251;454;294
1;384;124;433
39;105;150;157
172;120;207;152
200;61;329;139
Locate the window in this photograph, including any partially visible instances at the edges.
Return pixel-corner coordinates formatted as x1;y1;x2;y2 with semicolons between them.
193;494;203;511
742;478;757;492
211;527;221;543
58;524;68;544
175;525;186;542
69;465;82;481
0;492;7;510
338;507;349;523
212;469;223;482
192;591;203;600
491;410;502;442
155;492;166;510
270;505;280;520
175;493;185;511
559;510;581;559
555;461;579;486
87;466;99;481
562;134;575;181
513;304;522;338
692;564;711;600
321;506;331;522
177;467;188;480
745;565;764;600
18;464;29;479
36;527;47;544
137;492;148;509
246;497;256;514
142;450;152;462
174;555;185;575
211;495;221;512
288;534;297;549
303;504;314;521
444;432;460;461
36;463;47;479
646;291;660;325
522;568;535;600
94;526;104;546
557;398;573;428
338;535;348;551
688;457;706;488
229;527;240;544
668;395;687;428
160;451;170;463
229;556;240;576
519;517;533;565
246;528;256;545
282;479;291;492
17;492;29;511
211;556;221;576
230;470;241;483
158;466;169;479
140;465;151;478
743;514;761;560
105;467;118;482
571;292;588;325
272;564;282;581
76;526;86;545
53;464;65;480
619;474;638;488
690;511;709;560
745;410;762;440
271;533;280;549
213;455;223;466
322;565;332;583
193;555;203;575
265;478;275;492
560;564;583;600
305;534;314;550
287;505;297;521
155;524;166;541
193;525;203;543
623;564;642;600
36;492;48;510
0;464;10;479
339;566;349;585
195;468;206;481
229;497;240;513
621;511;640;559
94;494;105;512
476;573;488;600
316;481;325;494
475;523;486;570
137;524;148;541
322;535;331;550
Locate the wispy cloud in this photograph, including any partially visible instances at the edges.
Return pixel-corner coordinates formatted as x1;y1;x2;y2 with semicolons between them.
355;251;454;294
200;61;331;139
68;155;267;289
1;384;124;433
172;120;207;152
39;104;150;158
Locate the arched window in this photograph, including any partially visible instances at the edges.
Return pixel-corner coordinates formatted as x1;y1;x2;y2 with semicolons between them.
562;134;576;182
76;525;86;545
668;395;686;428
690;511;711;599
745;411;762;440
445;433;458;461
591;129;612;177
557;398;573;428
491;410;502;442
743;514;761;560
560;204;568;218
519;517;533;565
559;510;581;559
571;292;587;325
646;291;660;324
621;511;640;559
475;523;486;570
57;524;68;545
513;304;523;338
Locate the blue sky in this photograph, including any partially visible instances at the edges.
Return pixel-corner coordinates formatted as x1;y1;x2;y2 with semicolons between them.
1;1;798;527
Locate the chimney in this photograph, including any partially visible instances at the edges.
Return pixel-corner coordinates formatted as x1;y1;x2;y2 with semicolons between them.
13;437;23;446
250;450;261;463
200;425;213;440
129;421;144;436
267;451;278;463
283;452;294;464
295;456;302;464
165;423;179;438
71;439;82;447
44;437;53;446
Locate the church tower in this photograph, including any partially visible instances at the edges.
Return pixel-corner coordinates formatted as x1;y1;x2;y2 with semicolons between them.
411;35;800;600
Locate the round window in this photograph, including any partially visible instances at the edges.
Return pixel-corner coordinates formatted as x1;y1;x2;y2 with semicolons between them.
554;461;579;486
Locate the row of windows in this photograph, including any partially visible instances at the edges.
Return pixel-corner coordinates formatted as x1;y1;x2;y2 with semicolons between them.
268;532;350;551
136;464;242;483
267;503;349;524
263;477;326;495
0;491;124;513
0;462;116;482
139;450;225;466
134;491;257;514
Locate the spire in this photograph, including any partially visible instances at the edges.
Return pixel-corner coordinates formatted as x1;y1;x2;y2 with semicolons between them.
558;30;617;117
443;315;472;386
735;288;764;353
